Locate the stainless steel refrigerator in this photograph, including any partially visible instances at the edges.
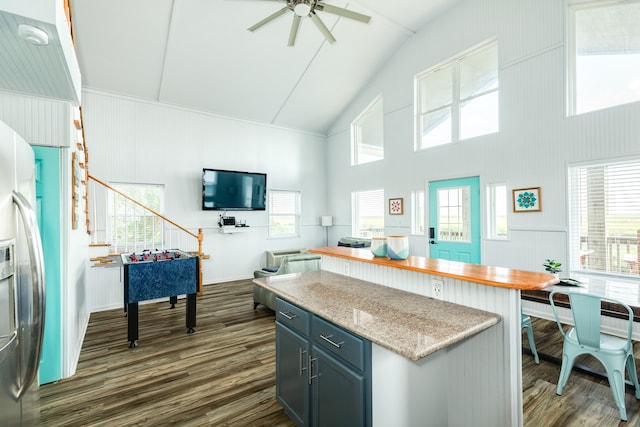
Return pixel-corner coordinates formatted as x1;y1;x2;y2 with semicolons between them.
0;119;45;425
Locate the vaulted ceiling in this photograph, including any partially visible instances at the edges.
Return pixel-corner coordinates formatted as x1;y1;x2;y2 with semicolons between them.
71;0;461;134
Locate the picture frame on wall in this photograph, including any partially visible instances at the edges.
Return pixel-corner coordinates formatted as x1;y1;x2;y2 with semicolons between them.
389;198;404;215
512;187;541;212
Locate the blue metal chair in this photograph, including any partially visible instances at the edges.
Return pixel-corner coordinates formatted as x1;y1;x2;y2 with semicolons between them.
549;290;640;421
521;311;539;364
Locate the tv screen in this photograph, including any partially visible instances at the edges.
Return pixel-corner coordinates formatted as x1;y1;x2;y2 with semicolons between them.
202;168;267;210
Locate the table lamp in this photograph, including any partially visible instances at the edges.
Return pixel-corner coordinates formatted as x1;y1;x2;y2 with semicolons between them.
321;216;333;246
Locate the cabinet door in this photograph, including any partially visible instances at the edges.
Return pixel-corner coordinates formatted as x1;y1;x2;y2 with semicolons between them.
312;346;367;427
276;322;310;426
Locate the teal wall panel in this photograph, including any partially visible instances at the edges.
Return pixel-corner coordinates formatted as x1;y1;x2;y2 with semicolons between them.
33;146;62;385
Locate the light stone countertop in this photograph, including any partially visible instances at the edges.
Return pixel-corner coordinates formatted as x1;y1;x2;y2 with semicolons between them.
253;270;501;361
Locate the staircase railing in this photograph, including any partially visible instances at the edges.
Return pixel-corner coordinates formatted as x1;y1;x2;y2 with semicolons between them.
87;174;206;293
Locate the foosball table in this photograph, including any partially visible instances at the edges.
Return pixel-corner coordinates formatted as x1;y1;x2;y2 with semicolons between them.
121;249;199;348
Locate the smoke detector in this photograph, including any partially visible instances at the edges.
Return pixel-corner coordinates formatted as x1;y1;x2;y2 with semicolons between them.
18;24;49;46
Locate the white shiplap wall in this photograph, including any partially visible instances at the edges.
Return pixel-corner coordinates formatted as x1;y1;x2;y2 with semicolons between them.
82;90;329;292
0;90;70;146
325;0;640;275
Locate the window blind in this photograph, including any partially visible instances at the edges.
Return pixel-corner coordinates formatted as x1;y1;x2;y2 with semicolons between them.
269;190;298;214
269;190;300;237
353;189;384;237
569;159;640;275
107;182;164;253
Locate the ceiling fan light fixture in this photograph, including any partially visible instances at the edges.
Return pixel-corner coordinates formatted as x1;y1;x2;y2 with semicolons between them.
293;1;312;17
248;0;370;45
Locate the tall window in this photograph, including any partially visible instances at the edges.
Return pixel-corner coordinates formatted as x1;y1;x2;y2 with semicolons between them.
415;41;499;150
352;96;384;165
487;183;508;239
352;189;384;238
569;159;640;276
569;1;640;115
269;190;301;238
108;182;164;252
412;190;425;235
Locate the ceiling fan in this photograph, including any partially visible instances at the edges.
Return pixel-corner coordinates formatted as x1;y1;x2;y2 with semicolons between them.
247;0;371;46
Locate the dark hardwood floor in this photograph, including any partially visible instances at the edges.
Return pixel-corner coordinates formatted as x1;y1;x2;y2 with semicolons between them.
37;279;640;426
38;279;295;427
522;317;640;427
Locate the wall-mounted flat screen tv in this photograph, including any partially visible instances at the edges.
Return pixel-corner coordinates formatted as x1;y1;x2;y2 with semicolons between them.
202;168;267;210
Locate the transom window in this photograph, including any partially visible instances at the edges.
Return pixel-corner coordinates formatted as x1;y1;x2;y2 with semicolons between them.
352;189;384;238
352;96;384;165
569;0;640;115
569;159;640;276
415;41;499;150
269;190;301;238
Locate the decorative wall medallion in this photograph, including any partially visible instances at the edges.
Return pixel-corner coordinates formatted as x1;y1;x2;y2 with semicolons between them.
512;187;541;212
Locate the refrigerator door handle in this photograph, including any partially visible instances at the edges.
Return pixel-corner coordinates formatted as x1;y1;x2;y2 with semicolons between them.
12;190;45;400
0;331;18;363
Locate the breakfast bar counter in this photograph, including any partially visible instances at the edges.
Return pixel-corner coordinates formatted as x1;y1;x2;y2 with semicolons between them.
309;246;557;290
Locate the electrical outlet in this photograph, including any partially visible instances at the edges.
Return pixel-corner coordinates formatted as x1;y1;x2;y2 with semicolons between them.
343;261;350;276
432;279;443;298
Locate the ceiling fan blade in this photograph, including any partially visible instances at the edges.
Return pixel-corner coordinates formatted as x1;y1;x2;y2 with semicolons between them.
288;14;301;46
247;7;290;32
316;3;371;24
309;12;336;43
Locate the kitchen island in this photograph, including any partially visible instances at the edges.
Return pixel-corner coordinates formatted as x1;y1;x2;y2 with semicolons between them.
254;270;501;426
304;246;557;426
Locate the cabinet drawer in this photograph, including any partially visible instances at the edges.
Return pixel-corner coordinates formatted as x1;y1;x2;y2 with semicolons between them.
276;298;310;336
312;316;365;371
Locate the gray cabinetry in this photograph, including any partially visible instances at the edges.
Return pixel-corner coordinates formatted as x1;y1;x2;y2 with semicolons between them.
275;298;371;427
277;322;310;426
276;298;311;426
